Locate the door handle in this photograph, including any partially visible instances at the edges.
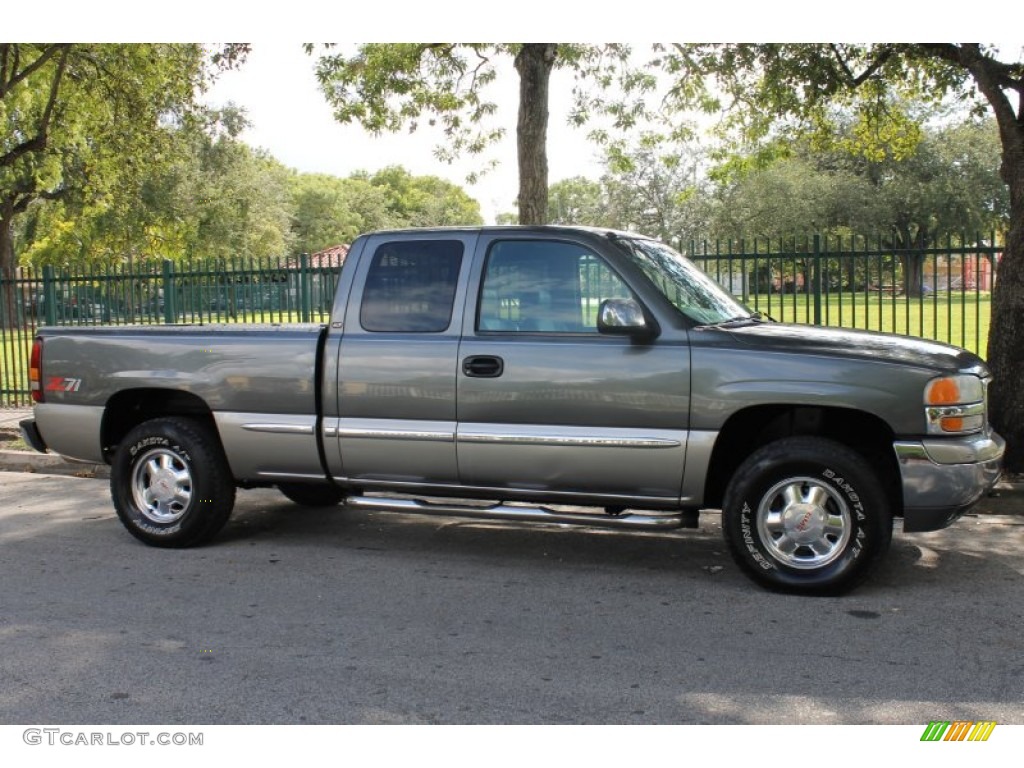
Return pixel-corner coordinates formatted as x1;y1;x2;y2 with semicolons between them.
462;355;504;378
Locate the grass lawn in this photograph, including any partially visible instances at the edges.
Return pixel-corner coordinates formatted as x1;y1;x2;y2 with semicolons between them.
743;292;990;356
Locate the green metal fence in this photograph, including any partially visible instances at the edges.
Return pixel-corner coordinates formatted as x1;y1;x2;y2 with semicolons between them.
0;234;1002;407
688;233;1000;355
1;255;341;407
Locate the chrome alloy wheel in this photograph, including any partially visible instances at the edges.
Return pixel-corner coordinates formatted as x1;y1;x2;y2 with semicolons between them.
755;476;852;569
130;447;193;525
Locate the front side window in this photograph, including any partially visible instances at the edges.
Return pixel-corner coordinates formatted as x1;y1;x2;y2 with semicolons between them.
360;240;464;332
478;240;633;333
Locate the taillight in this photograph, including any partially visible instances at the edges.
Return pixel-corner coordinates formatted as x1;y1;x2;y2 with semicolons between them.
29;337;43;404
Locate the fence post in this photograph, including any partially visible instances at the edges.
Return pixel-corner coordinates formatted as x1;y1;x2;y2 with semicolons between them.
162;259;175;324
812;233;823;326
42;265;57;326
299;252;311;323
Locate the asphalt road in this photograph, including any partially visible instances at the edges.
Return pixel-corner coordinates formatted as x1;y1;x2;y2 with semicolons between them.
1;471;1022;725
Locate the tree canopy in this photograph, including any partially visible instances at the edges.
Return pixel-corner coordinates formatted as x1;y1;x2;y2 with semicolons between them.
0;44;208;274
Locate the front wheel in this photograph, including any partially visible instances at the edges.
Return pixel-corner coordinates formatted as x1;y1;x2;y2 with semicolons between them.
721;437;893;595
111;417;235;548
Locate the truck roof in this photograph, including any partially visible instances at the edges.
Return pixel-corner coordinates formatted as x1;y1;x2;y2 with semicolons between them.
358;224;652;241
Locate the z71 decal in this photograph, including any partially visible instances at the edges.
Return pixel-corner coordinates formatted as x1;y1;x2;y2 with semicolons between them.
45;376;83;393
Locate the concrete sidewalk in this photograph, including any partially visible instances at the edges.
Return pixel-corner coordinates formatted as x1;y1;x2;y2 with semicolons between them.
0;407;30;429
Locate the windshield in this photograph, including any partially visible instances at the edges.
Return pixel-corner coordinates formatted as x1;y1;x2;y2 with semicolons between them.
615;237;754;325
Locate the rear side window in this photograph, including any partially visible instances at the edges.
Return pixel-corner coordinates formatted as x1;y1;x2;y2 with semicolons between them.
360;240;464;332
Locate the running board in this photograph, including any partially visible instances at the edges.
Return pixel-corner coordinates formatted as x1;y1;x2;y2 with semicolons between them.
344;496;694;530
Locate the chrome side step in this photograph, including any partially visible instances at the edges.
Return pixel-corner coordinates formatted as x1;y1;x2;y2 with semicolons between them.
344;496;690;530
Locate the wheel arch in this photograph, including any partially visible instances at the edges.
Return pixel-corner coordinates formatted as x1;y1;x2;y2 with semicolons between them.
703;404;902;516
102;388;217;463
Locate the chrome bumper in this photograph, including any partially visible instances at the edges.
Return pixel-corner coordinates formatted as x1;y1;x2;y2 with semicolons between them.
894;431;1005;532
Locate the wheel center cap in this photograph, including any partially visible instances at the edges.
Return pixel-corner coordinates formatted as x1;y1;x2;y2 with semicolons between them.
151;469;177;503
783;502;826;543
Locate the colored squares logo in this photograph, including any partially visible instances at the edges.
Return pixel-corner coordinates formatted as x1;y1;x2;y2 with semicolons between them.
921;721;996;742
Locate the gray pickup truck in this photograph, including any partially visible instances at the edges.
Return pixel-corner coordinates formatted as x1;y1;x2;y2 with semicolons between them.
21;226;1004;594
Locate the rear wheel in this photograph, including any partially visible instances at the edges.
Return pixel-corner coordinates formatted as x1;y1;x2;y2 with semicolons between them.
278;482;346;507
722;437;892;595
111;417;235;548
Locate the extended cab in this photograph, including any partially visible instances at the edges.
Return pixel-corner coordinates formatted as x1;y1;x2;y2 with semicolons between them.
21;226;1005;594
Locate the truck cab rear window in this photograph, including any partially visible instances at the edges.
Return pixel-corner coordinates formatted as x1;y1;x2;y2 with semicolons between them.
360;240;464;332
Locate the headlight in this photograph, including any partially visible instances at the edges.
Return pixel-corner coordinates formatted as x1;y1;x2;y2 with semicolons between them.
924;374;985;435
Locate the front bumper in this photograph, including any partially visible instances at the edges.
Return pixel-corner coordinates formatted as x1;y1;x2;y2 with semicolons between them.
894;430;1005;532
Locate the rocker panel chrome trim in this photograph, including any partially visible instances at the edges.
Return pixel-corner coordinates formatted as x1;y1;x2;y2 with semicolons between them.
345;496;684;529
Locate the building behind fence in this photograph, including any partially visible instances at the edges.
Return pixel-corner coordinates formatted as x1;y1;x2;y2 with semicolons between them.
0;234;1001;408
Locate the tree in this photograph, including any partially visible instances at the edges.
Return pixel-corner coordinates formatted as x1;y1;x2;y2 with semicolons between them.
649;44;1024;472
363;166;483;228
710;116;1007;246
1;44;207;330
0;44;206;272
546;176;610;226
177;111;295;262
289;167;483;255
600;133;712;247
310;44;632;225
289;173;382;254
17;106;297;266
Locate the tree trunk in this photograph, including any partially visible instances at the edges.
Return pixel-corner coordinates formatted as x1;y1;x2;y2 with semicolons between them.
901;254;924;297
514;44;557;225
0;204;17;330
948;44;1024;474
987;165;1024;473
897;228;925;297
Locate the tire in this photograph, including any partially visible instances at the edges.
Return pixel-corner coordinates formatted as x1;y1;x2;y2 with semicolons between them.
721;436;892;595
111;417;235;548
278;482;346;507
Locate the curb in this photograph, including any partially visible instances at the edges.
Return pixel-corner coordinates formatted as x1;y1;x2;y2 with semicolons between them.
0;449;109;478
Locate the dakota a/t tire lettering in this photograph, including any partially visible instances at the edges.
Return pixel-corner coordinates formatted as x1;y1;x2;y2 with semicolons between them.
111;417;235;548
722;437;892;595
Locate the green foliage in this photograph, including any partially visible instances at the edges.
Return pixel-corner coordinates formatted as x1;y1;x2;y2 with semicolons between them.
542;132;711;246
1;44;208;270
289;166;483;255
17;106;297;265
600;133;712;246
289;173;381;254
547;177;610;227
709;116;1008;244
363;166;483;228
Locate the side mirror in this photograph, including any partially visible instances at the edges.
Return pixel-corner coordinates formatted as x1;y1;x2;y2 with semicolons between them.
597;298;655;337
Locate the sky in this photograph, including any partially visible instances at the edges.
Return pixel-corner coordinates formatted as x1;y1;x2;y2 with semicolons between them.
11;2;1019;227
201;44;606;224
